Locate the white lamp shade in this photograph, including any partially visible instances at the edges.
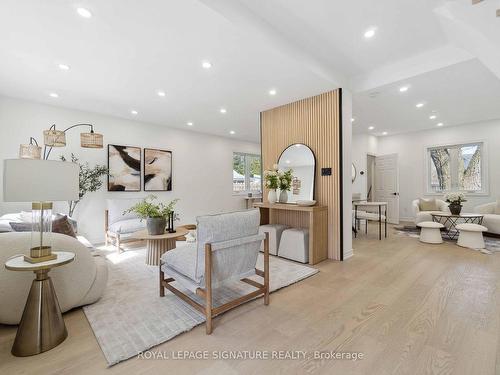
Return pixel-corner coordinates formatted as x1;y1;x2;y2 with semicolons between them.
3;159;79;202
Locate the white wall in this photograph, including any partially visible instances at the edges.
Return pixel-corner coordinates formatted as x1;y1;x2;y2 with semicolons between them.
0;96;260;243
351;134;378;199
377;120;500;221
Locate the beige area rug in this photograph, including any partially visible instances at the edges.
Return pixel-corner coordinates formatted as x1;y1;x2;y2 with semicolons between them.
83;244;319;366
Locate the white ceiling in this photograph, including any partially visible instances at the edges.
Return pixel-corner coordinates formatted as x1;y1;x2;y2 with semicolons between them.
353;59;500;136
0;0;499;142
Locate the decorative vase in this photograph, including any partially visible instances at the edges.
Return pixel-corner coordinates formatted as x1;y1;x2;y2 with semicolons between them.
449;203;462;216
146;217;166;235
268;189;278;204
279;190;288;203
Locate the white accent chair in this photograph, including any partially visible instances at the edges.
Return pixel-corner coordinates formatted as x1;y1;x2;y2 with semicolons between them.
412;199;450;224
0;232;108;324
105;198;146;251
474;201;500;236
160;209;269;334
278;228;309;263
258;224;289;255
417;221;444;244
456;223;488;250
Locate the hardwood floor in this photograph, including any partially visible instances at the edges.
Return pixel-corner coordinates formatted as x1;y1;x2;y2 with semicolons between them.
1;223;499;374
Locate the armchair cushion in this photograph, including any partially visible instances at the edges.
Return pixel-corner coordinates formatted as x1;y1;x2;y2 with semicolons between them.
108;218;145;234
162;242;198;282
107;198;142;226
419;198;439;211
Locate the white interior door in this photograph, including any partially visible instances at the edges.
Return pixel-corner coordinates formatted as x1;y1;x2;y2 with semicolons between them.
374;154;399;224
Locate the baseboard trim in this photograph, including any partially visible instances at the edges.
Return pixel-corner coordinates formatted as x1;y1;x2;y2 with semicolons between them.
343;248;354;260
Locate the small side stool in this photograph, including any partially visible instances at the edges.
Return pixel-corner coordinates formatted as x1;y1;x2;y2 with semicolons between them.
278;228;309;263
417;221;444;244
258;224;289;255
456;223;488;250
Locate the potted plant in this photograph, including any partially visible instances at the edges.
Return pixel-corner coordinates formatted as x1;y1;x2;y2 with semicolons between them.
278;169;293;203
124;195;179;235
264;164;280;204
444;192;467;215
60;154;108;217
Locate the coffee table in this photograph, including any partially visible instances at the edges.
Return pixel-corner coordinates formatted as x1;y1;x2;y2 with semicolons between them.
431;213;484;240
5;251;75;356
131;228;188;266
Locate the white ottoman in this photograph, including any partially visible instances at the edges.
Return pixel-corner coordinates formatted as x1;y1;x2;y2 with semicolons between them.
456;223;488;250
258;224;289;255
278;228;309;263
417;221;444;244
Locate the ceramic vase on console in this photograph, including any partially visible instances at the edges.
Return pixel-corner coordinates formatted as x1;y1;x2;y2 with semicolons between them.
268;189;278;204
448;203;462;216
279;190;288;203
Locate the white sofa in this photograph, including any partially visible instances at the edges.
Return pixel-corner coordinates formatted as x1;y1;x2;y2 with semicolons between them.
105;198;146;251
474;202;500;235
412;199;450;224
0;232;108;324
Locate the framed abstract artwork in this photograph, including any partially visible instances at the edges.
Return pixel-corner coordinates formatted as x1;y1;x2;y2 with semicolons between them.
143;148;172;191
107;144;141;191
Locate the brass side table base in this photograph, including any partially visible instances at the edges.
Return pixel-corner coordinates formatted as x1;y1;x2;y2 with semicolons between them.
5;251;75;357
12;269;68;357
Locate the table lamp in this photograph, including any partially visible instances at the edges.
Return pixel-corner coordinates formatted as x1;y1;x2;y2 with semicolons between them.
3;159;79;263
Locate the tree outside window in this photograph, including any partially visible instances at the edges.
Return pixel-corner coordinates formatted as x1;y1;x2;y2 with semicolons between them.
233;152;261;194
428;142;484;194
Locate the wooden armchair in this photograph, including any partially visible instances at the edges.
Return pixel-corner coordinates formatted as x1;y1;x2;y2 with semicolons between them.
159;209;269;334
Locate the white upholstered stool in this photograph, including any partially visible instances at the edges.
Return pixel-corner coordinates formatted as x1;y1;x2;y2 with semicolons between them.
456;223;488;250
417;221;444;244
278;228;309;263
258;224;289;255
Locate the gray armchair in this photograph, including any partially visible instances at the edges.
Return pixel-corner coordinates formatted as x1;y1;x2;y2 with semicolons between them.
160;209;269;334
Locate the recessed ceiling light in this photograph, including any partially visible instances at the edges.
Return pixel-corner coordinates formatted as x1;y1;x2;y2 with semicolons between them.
157;90;166;97
429;115;437;120
187;122;193;126
364;27;377;39
368;126;375;130
351;118;355;122
58;63;70;71
269;89;277;96
382;132;388;136
76;7;92;18
131;110;138;115
220;108;227;114
416;103;425;108
49;92;59;98
399;86;410;93
286;160;291;164
202;61;212;69
229;130;235;135
437;123;444;127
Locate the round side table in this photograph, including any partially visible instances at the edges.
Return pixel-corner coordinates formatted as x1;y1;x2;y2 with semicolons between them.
130;228;189;266
5;251;75;357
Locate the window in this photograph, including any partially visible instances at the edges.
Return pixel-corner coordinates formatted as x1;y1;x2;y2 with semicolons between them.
233;152;261;194
427;142;486;194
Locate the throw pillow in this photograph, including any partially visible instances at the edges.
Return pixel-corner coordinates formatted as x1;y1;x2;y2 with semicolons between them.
419;198;439;212
11;216;77;238
9;222;33;232
52;215;77;238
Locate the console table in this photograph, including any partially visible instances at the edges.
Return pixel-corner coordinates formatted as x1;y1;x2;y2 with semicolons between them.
253;202;328;265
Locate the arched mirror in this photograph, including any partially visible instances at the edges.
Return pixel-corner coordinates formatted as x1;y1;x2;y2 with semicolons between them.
352;163;357;183
277;143;315;203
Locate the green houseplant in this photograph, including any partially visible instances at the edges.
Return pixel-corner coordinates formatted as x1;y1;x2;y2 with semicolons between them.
124;195;179;235
278;169;293;203
60;154;109;217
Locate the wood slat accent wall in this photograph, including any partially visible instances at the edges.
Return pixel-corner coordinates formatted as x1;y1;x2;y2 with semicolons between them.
260;90;342;260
